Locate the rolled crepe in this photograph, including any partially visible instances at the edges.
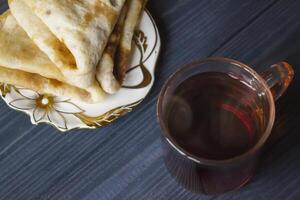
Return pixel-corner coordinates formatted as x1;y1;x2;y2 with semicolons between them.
96;0;146;94
10;0;126;88
114;0;146;84
0;12;105;103
96;2;128;94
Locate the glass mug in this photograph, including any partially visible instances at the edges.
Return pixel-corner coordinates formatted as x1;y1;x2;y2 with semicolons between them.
157;57;294;194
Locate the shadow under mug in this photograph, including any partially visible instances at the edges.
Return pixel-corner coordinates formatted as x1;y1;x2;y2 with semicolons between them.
157;57;294;194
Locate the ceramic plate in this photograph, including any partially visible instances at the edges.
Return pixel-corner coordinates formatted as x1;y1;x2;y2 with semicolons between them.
0;10;161;132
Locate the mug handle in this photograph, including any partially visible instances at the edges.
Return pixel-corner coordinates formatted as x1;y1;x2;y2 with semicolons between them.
260;62;294;101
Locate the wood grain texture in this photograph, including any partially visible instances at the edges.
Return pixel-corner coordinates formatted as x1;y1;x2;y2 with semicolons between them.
0;0;300;199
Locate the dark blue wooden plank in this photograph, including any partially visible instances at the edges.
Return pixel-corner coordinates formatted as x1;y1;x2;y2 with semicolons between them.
0;0;299;199
0;0;7;12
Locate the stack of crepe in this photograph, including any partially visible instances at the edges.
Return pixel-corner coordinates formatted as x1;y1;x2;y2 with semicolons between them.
0;0;146;103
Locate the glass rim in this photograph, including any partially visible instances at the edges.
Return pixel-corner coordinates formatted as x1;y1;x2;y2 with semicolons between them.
157;57;275;166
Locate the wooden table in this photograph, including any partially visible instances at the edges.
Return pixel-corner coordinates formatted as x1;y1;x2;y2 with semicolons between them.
1;0;300;199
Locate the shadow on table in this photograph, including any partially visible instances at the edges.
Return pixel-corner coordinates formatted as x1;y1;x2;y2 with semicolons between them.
247;27;300;144
225;30;300;198
258;47;300;175
257;28;300;145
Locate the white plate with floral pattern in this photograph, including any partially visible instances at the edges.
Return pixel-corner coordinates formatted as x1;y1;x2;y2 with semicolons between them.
0;10;161;132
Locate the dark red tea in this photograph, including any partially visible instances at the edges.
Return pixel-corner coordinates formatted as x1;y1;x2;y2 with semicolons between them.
159;59;292;194
162;72;268;194
165;72;265;160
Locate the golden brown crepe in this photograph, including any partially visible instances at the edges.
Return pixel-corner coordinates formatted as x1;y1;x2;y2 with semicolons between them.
1;0;147;102
10;0;126;88
9;0;77;77
114;0;146;84
97;0;146;93
0;66;98;103
0;12;105;103
96;2;129;94
0;10;64;81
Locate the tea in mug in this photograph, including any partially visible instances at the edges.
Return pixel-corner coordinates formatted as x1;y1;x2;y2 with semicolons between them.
166;72;267;160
